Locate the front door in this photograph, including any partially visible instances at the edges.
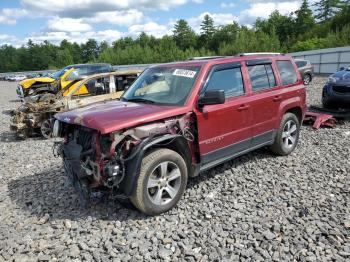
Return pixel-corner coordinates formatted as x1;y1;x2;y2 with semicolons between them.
195;63;252;166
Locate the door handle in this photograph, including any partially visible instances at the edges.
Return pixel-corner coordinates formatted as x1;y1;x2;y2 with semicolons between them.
273;95;282;102
238;104;250;111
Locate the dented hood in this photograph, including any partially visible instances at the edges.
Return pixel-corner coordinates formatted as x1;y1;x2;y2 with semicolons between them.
20;77;55;89
55;100;188;134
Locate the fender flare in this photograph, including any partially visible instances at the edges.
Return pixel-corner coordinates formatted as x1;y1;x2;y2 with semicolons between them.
276;97;304;128
121;134;183;196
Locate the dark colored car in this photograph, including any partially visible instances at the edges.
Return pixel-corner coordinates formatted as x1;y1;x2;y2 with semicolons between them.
295;59;313;85
322;66;350;108
53;54;306;215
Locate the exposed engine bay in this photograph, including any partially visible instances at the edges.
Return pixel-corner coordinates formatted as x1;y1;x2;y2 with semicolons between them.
55;114;197;205
10;94;64;138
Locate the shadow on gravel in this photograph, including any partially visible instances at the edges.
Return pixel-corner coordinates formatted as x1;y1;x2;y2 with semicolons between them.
2;109;14;116
187;147;275;188
8;147;274;222
0;131;18;142
8;99;21;103
7;166;149;222
0;130;47;143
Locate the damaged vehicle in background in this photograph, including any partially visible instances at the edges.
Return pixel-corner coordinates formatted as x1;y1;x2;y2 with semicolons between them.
10;69;142;139
53;54;306;215
322;66;350;108
17;63;112;100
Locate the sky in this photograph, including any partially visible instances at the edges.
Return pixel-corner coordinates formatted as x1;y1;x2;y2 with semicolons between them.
0;0;315;47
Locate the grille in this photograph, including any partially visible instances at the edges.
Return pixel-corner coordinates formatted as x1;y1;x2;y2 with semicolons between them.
332;85;350;94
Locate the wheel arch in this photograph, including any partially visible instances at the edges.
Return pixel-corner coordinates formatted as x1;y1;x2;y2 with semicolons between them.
277;96;305;128
121;134;193;196
285;106;303;124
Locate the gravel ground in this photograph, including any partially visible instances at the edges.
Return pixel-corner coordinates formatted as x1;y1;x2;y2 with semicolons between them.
0;78;349;262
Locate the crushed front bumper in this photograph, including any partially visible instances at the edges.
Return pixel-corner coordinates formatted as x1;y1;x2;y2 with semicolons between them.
10;109;43;138
57;140;92;206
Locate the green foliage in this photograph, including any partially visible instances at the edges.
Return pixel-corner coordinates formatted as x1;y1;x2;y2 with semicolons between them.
295;0;315;36
173;19;197;50
314;0;341;21
0;0;350;73
290;25;350;51
200;14;216;49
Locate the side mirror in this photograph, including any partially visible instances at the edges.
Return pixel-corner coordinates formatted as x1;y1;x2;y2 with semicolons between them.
340;67;345;71
198;90;225;107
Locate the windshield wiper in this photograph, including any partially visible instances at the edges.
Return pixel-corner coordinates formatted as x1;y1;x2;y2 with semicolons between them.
123;98;155;104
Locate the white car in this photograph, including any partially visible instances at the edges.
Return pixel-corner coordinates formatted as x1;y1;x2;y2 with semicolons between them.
14;75;27;81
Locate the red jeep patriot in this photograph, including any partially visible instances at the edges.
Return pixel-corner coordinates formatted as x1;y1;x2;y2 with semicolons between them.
54;54;306;215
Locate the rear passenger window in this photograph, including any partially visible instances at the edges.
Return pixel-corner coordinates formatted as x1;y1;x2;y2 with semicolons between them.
206;67;244;98
248;64;276;91
277;61;298;85
296;61;307;68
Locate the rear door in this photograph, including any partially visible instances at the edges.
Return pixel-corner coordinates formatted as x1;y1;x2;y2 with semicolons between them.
245;59;282;147
195;62;253;166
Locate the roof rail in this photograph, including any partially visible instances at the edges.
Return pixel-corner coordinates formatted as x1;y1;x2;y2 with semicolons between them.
238;52;284;57
188;56;226;61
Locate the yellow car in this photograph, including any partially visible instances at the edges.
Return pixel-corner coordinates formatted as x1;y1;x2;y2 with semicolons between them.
17;63;112;99
11;69;143;139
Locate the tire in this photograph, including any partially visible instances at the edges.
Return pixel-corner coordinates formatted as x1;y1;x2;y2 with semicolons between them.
270;113;300;156
40;118;54;139
302;73;312;85
130;148;188;215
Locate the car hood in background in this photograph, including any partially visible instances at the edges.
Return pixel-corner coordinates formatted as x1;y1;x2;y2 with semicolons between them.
332;70;350;84
55;100;189;134
20;77;55;89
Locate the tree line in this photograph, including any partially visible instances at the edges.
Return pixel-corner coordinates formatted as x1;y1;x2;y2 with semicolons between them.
0;0;349;73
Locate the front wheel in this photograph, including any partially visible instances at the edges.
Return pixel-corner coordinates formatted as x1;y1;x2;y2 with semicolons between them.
130;149;188;215
40;118;54;139
270;113;300;156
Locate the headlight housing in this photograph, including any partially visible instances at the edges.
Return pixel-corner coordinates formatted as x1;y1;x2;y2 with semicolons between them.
328;75;339;84
53;120;62;137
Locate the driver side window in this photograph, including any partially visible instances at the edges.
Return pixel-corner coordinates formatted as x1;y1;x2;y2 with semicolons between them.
206;67;244;98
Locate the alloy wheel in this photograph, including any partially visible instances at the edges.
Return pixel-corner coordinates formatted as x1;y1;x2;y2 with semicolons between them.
41;119;53;139
282;120;298;149
147;161;182;206
303;75;311;85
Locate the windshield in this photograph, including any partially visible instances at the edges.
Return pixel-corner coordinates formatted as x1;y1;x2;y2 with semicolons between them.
122;66;201;106
51;68;69;79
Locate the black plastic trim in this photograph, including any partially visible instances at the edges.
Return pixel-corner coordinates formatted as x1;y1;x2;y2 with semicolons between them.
121;134;182;196
200;130;276;172
246;59;273;66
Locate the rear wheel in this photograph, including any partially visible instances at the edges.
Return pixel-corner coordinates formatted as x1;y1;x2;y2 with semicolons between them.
302;73;312;85
130;149;188;215
270;113;300;156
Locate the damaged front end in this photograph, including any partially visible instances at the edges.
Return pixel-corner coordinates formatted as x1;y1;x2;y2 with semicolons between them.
55;114;197;205
10;96;63;139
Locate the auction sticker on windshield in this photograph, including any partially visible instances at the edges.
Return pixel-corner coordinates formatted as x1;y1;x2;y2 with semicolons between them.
173;69;197;78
